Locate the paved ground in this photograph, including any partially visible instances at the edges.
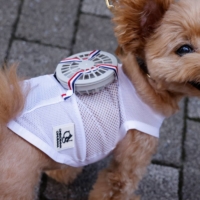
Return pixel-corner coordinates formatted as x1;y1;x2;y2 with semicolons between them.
0;0;200;199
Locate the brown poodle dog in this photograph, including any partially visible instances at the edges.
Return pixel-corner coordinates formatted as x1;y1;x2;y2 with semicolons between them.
1;0;200;199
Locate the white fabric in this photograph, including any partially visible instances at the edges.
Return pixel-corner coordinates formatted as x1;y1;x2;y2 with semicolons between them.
7;64;165;167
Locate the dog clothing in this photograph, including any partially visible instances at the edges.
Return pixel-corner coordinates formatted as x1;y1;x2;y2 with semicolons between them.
7;65;165;167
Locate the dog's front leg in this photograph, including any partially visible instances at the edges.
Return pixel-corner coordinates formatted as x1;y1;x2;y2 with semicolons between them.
89;130;158;200
45;166;83;184
0;127;59;200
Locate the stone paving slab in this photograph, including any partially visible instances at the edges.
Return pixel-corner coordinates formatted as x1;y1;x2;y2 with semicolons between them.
182;120;200;200
138;164;179;200
0;0;21;63
8;40;69;77
0;30;11;64
188;97;200;118
153;100;185;167
43;157;111;200
73;14;117;55
16;0;80;48
182;166;200;200
42;162;179;200
184;120;200;168
82;0;112;17
0;0;20;26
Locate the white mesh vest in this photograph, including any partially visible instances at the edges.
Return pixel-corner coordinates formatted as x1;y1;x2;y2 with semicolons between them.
7;65;165;167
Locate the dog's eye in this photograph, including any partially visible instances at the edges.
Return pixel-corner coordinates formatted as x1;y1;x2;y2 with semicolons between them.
176;45;194;56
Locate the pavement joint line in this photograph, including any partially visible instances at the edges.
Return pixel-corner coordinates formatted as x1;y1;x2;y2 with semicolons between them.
178;97;188;200
5;0;24;63
187;117;200;122
81;11;112;19
13;37;70;51
70;0;84;55
151;160;181;169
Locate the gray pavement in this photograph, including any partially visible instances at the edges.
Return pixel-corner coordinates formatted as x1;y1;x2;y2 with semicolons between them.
0;0;199;199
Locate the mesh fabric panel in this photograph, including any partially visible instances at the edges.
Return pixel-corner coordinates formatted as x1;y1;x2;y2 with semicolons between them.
77;82;120;160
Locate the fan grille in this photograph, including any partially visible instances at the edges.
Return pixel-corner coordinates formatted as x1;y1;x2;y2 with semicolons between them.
56;50;118;94
60;52;112;80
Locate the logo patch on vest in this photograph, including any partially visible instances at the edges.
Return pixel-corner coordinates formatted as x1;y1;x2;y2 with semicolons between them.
53;123;75;151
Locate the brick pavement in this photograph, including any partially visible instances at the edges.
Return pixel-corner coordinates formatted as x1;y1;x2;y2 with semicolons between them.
0;0;200;199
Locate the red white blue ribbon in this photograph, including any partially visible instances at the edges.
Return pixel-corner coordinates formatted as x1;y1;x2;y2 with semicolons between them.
60;57;81;64
61;50;118;100
68;70;85;92
61;90;73;101
88;50;101;60
96;64;118;79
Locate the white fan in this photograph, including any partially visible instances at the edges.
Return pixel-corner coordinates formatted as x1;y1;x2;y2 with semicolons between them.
55;50;118;95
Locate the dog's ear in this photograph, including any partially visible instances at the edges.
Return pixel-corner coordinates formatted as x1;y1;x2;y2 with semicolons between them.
112;0;173;57
140;0;173;38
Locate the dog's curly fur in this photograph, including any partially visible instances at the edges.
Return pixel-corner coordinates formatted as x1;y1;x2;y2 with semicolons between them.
1;0;200;199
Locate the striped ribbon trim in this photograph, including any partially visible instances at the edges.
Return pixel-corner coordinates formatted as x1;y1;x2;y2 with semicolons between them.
68;70;85;91
61;90;73;101
96;64;118;79
88;50;101;60
60;57;81;64
61;50;118;100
